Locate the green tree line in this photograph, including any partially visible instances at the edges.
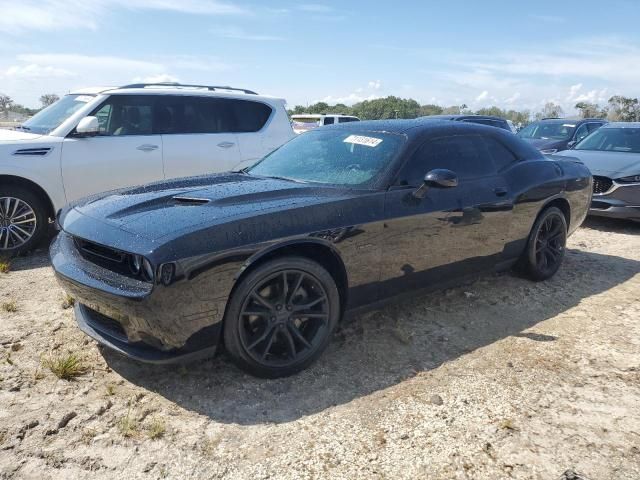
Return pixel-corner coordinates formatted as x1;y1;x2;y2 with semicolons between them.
289;95;640;124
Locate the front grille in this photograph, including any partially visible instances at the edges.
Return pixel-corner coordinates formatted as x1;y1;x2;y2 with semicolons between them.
85;307;128;343
74;237;146;281
593;176;613;195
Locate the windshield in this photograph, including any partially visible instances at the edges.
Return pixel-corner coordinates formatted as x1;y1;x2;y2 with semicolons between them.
518;121;575;140
575;127;640;154
247;129;405;187
20;94;95;134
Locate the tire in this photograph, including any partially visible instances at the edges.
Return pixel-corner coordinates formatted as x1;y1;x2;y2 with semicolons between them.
0;185;49;256
223;256;340;378
519;206;567;281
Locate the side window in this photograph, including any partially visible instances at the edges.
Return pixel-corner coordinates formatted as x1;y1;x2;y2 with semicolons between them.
323;117;335;125
396;135;496;186
339;117;357;123
574;124;590;142
230;99;272;132
89;95;154;136
482;136;518;171
587;122;603;133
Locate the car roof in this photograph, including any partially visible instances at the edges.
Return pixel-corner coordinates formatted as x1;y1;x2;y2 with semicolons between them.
601;122;640;128
291;114;357;118
69;84;283;102
421;114;507;121
535;118;605;124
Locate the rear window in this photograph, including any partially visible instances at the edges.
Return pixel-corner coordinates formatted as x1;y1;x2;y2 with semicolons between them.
154;96;272;134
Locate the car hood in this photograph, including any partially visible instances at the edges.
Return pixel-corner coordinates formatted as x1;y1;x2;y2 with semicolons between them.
520;137;567;150
63;173;364;244
555;150;640;178
0;128;44;142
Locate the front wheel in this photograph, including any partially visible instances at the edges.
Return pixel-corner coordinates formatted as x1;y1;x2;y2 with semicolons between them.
0;186;48;256
519;206;567;281
223;256;340;378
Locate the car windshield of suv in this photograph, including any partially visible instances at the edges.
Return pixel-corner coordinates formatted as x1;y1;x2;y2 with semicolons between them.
19;94;95;134
247;129;405;186
518;121;575;140
574;127;640;153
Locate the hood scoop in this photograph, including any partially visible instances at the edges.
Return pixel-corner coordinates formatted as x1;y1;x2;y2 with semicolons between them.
13;147;52;156
172;196;211;205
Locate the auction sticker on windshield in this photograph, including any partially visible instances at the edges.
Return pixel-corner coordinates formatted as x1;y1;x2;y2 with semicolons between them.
344;135;383;147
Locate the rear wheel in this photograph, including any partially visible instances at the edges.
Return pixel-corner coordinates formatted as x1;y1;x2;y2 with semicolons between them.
0;185;48;256
223;256;340;378
519;206;567;281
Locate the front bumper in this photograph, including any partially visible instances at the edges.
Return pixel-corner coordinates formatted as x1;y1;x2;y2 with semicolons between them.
590;182;640;221
50;231;224;363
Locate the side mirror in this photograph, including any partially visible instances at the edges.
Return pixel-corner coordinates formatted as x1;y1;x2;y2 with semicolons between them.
567;140;578;149
75;116;99;137
414;169;458;198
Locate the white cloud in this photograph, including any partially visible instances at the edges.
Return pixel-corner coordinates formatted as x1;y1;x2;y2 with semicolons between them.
368;80;382;90
131;73;179;83
0;0;246;34
529;14;565;24
212;26;284;41
3;64;74;79
475;90;489;102
297;4;333;13
318;93;382;105
0;53;234;105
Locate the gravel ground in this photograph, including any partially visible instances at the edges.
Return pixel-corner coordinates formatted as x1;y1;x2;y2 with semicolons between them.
1;217;639;480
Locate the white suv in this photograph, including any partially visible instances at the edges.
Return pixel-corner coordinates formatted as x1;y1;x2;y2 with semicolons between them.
0;83;295;254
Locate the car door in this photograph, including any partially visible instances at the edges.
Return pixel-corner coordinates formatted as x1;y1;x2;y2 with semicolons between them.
380;133;514;296
158;96;241;180
61;94;164;203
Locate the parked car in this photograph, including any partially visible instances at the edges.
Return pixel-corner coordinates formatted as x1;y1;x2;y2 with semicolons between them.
517;118;607;154
51;119;591;378
0;83;294;254
420;115;513;132
555;122;640;222
291;114;360;134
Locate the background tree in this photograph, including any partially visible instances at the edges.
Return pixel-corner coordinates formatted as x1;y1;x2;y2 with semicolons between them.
0;94;13;119
351;96;421;120
607;95;639;121
39;93;60;108
418;104;443;116
575;102;607;119
535;102;564;120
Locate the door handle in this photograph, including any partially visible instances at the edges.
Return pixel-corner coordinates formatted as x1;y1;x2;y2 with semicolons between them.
494;187;508;197
137;144;159;152
217;142;235;149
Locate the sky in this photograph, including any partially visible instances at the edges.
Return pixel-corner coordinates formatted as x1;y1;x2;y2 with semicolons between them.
0;0;639;114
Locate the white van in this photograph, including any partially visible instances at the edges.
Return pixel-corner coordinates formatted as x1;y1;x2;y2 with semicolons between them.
291;114;360;134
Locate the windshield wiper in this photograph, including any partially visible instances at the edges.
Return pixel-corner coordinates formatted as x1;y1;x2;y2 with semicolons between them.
14;124;31;131
264;175;308;184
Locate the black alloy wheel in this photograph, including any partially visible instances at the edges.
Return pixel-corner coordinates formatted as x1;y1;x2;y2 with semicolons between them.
521;206;567;281
223;257;340;378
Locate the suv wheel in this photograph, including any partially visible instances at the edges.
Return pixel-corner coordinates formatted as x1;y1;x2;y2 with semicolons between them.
0;185;48;256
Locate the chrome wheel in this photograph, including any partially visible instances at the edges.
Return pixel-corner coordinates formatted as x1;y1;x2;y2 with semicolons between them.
0;196;38;250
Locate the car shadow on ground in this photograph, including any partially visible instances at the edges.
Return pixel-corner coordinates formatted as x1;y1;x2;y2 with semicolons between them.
106;248;640;425
582;216;640;235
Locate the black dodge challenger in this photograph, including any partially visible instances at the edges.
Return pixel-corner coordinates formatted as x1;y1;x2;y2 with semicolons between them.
51;119;592;377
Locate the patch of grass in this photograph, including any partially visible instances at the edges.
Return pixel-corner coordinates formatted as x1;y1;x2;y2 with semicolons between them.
147;417;166;440
499;419;520;432
0;258;11;274
118;403;139;438
61;294;75;310
2;300;17;313
105;383;116;396
42;352;88;380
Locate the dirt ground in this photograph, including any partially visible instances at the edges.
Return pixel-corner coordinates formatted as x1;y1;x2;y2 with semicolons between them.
0;217;639;480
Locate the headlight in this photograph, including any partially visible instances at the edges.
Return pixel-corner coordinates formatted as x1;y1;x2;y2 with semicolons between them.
540;148;558;154
617;174;640;183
